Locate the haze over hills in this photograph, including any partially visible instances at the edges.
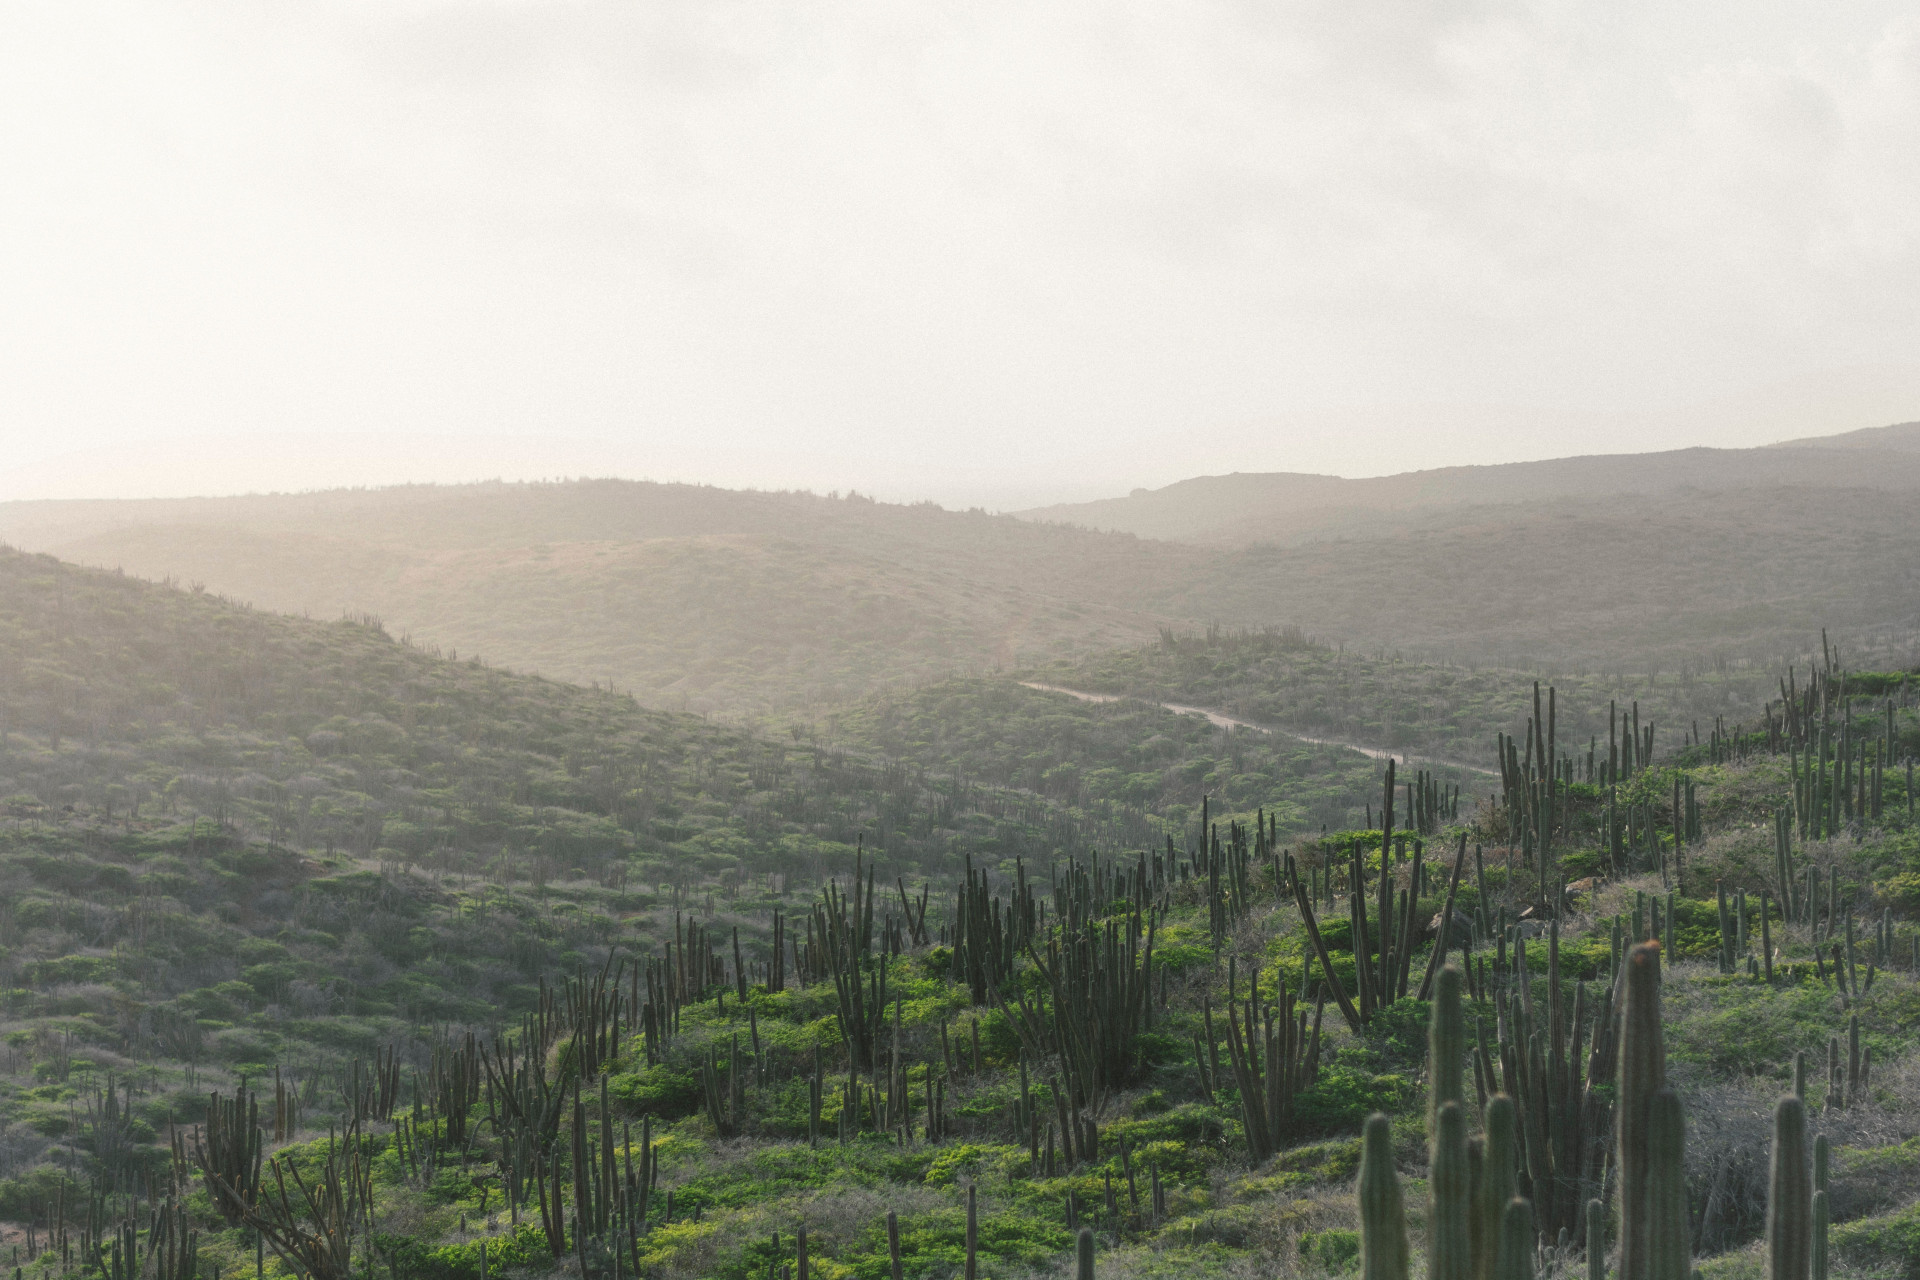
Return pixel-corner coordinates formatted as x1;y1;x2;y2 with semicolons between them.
4;422;1919;717
1013;422;1920;545
1766;419;1920;452
0;481;1205;717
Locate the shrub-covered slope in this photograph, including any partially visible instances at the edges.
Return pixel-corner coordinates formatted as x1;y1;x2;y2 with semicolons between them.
3;549;1920;1280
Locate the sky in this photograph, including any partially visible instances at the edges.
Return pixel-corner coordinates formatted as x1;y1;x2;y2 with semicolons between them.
3;0;1919;510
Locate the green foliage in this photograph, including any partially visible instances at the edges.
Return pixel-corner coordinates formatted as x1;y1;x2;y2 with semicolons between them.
380;1224;556;1280
6;520;1920;1280
1832;1200;1920;1279
1302;1229;1362;1274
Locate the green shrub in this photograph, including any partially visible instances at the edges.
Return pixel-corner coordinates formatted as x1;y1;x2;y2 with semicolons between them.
1833;1199;1920;1279
1300;1228;1361;1273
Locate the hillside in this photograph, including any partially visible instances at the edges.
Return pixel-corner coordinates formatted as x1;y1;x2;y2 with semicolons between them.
1013;425;1920;546
1021;627;1920;771
7;423;1920;715
4;546;1920;1280
1181;485;1920;671
0;483;1203;718
828;676;1486;837
1767;420;1920;452
0;545;1218;883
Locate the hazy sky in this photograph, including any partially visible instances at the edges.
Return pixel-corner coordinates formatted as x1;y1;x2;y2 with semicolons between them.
4;1;1919;508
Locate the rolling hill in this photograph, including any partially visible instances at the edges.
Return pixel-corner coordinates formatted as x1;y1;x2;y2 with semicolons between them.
0;483;1204;718
4;548;1920;1280
5;423;1920;716
1014;423;1920;545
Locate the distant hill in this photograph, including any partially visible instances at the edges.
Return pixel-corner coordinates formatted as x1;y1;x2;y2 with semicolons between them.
1766;420;1920;452
1014;425;1920;545
1178;484;1920;669
7;420;1920;710
0;482;1204;718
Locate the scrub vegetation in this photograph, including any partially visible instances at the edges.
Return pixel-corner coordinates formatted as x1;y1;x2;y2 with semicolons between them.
1;546;1918;1280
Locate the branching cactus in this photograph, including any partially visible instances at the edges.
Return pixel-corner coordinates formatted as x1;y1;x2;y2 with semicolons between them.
1360;1113;1409;1280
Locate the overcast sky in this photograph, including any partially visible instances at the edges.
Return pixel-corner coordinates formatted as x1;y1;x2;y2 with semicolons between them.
4;0;1919;508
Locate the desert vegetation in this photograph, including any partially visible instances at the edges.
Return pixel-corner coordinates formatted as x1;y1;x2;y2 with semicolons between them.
1;547;1918;1280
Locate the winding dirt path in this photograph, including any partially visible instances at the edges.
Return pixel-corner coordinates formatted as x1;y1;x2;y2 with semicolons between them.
1017;681;1497;776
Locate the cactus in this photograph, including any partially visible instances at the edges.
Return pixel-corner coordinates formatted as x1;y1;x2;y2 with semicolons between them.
1431;1102;1472;1280
1223;965;1323;1159
195;1084;264;1228
1846;1016;1863;1104
1479;1095;1519;1280
1430;965;1466;1132
1646;1089;1690;1280
1077;1226;1096;1280
1616;942;1666;1280
1810;1191;1829;1280
1812;1135;1829;1280
1767;1095;1810;1280
200;1120;377;1280
150;1198;198;1280
1360;1113;1408;1280
965;1183;978;1280
1497;1198;1535;1280
1588;1199;1606;1280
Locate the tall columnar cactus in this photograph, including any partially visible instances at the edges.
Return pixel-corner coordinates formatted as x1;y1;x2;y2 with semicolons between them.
1430;965;1466;1133
1496;1198;1535;1280
1360;1113;1408;1280
1846;1016;1863;1104
1491;921;1613;1243
197;1085;264;1228
1076;1226;1095;1280
1811;1136;1829;1280
1479;1096;1519;1280
1767;1095;1811;1280
965;1183;978;1280
1616;943;1667;1280
1588;1200;1606;1280
1431;1102;1471;1280
1646;1089;1690;1280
